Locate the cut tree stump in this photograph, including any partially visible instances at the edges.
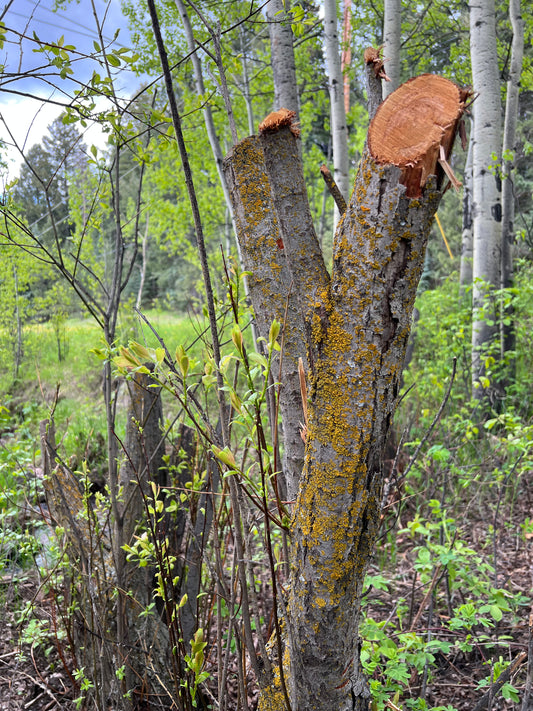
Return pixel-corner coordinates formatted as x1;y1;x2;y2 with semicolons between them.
225;61;471;711
368;73;471;197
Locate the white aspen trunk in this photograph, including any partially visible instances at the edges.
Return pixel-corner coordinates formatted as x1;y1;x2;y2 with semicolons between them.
135;212;149;310
240;27;255;135
501;0;524;358
323;0;350;224
382;0;401;99
469;0;502;399
174;0;234;222
264;0;300;115
460;125;474;293
341;0;352;115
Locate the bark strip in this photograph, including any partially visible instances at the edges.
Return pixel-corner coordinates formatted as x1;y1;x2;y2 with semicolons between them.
223;137;307;501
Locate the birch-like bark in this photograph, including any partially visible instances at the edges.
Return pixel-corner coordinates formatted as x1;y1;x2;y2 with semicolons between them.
264;0;300;115
136;212;149;310
341;0;352;115
324;0;350;222
240;27;255;135
460;126;474;293
501;0;524;358
469;0;502;398
382;0;401;98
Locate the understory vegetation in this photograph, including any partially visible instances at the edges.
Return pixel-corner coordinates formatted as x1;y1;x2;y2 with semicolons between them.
1;263;532;710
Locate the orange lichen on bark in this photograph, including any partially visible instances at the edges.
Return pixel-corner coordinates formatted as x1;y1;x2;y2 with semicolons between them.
258;108;301;137
368;74;472;197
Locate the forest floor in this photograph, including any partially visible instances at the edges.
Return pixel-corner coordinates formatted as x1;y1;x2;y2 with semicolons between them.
0;570;76;711
1;484;531;711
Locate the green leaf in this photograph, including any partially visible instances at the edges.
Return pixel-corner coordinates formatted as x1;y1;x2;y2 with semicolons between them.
247;351;268;369
212;445;236;468
489;604;503;621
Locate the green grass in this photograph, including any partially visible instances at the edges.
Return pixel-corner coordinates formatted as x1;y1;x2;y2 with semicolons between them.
1;309;206;458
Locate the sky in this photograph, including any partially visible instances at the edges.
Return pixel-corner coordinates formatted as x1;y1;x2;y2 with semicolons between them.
0;0;139;180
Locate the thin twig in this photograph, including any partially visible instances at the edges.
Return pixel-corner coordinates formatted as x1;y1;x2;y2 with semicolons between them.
401;357;457;482
320;164;347;215
409;564;442;632
472;651;526;711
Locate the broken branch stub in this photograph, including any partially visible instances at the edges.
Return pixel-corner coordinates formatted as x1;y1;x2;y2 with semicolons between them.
368;73;471;197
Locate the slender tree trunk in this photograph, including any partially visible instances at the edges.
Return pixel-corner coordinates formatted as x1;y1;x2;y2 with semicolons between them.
469;0;502;401
240;27;256;135
460;124;474;294
12;263;23;379
324;0;350;223
227;64;467;711
342;0;352;115
174;0;235;223
264;0;300;115
501;0;524;364
382;0;401;98
136;212;149;310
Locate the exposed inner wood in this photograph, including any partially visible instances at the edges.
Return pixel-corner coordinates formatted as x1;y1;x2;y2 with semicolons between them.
368;74;471;197
258;108;300;137
363;46;390;82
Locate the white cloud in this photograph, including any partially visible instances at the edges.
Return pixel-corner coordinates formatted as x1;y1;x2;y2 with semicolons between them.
1;93;110;181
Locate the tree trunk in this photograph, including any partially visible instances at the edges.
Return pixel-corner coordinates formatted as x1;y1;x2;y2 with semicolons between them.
240;27;256;135
342;0;352;115
382;0;401;98
264;0;300;115
135;211;149;310
226;65;468;711
469;0;502;401
223;124;310;502
43;367;172;709
324;0;350;223
12;263;23;379
460;124;474;294
174;0;236;223
501;0;524;364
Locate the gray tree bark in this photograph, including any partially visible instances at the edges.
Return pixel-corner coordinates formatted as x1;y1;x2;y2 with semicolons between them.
460;125;474;293
469;0;502;399
223;135;308;502
382;0;401;98
324;0;350;223
501;0;524;359
227;66;467;711
264;0;300;115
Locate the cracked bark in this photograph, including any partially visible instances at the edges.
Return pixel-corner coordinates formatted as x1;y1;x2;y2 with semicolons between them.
224;67;467;711
223;138;307;502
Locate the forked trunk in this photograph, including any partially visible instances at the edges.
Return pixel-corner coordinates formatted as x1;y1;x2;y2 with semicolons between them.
225;60;468;711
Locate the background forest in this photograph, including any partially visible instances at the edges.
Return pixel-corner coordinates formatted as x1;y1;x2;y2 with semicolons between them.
0;0;533;710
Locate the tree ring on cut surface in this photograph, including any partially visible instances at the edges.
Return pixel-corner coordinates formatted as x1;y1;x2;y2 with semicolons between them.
368;74;469;197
